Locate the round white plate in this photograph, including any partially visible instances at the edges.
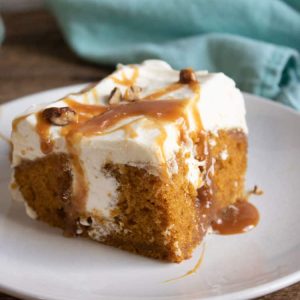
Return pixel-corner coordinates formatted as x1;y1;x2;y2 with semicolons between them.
0;86;299;300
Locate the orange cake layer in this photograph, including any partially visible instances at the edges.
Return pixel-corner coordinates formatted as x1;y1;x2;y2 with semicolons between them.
14;129;247;262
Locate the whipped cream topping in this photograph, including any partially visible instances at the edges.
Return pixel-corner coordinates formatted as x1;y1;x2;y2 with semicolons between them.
11;60;247;220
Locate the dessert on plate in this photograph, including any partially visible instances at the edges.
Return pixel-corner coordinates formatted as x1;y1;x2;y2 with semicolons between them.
10;60;248;262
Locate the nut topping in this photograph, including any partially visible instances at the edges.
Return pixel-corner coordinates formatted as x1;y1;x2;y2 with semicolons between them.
108;87;122;104
179;68;197;84
42;107;77;126
79;216;93;227
250;185;264;196
124;85;142;102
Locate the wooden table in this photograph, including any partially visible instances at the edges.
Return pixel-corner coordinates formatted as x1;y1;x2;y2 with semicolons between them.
0;10;299;300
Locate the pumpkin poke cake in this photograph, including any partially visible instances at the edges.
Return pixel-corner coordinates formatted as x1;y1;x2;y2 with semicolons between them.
10;60;248;262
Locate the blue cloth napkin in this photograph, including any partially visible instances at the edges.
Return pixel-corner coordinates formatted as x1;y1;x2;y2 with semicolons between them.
45;0;300;110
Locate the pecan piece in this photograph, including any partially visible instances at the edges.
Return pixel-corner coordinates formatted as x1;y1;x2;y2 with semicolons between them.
108;87;122;104
124;85;142;102
179;68;197;83
251;185;264;196
42;107;77;126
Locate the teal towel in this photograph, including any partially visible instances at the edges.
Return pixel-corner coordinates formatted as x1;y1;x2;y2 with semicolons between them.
45;0;299;110
0;16;4;46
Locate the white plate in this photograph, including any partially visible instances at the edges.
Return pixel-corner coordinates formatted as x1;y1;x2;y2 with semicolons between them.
0;86;299;300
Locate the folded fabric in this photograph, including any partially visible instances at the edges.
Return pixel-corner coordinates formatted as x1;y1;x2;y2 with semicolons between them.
46;0;300;110
0;16;4;46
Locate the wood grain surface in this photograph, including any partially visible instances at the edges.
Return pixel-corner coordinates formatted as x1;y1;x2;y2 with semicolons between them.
0;10;299;300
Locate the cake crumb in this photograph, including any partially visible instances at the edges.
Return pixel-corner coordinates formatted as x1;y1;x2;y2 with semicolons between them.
24;202;37;219
220;149;228;160
162;224;174;237
248;185;264;196
208;138;216;147
76;228;83;235
173;241;182;257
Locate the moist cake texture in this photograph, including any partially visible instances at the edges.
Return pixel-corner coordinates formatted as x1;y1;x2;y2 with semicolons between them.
11;60;248;262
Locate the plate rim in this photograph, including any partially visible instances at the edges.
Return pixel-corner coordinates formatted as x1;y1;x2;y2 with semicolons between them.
0;85;299;300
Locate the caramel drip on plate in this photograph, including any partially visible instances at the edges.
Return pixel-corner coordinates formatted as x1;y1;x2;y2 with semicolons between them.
211;200;259;235
165;244;206;282
111;67;139;86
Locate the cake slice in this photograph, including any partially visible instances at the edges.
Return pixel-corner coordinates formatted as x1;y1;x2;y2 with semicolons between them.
10;60;247;262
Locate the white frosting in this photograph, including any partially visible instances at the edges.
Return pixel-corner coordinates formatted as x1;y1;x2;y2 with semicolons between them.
11;60;247;222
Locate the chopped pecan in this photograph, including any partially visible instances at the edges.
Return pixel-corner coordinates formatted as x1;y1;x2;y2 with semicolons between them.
42;107;77;126
108;87;122;104
179;68;197;83
251;185;264;196
78;216;93;227
124;85;142;102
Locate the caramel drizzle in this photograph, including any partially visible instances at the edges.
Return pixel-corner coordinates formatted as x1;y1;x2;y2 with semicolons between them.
111;67;139;87
143;83;183;100
35;112;54;154
12;115;27;132
121;119;141;139
83;93;89;104
155;125;167;162
189;81;202;130
64;133;88;223
92;88;98;102
32;78;203;172
65;99;107;119
75;100;189;137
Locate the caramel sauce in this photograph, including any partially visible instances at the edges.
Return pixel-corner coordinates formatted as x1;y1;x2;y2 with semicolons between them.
122;121;139;139
212;200;259;235
12;115;27;132
64;133;88;226
144;83;183;100
34;99;109;155
165;244;206;282
111;67;139;86
65;99;107;119
36;112;54;154
155;125;167;162
189;81;202;130
83;93;89;103
92;88;98;102
75;100;189;137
